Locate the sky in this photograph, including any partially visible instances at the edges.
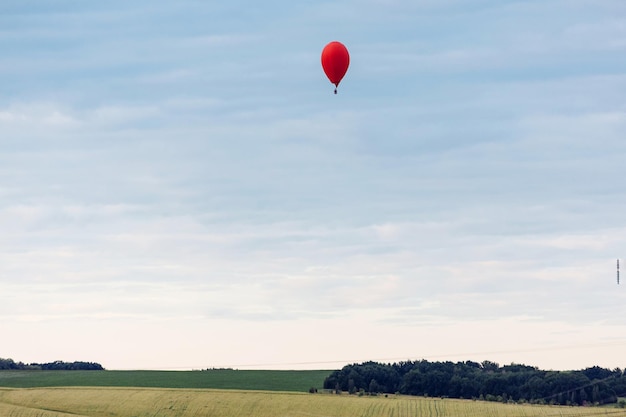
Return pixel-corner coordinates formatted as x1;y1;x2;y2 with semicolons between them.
1;0;626;371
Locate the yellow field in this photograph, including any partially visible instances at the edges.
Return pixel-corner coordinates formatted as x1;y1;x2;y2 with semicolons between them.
1;387;626;417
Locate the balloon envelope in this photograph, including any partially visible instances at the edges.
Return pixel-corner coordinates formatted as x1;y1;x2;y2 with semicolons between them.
321;41;350;91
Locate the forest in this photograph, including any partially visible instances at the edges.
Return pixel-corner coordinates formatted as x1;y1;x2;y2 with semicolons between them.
0;358;104;371
323;360;626;406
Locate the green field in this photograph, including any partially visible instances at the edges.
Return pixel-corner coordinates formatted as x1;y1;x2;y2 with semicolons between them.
2;387;626;417
0;369;330;392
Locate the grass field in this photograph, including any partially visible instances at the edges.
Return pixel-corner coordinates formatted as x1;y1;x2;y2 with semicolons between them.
0;369;330;392
1;387;626;417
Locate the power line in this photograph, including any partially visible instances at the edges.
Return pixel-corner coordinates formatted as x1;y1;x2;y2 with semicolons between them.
145;339;626;370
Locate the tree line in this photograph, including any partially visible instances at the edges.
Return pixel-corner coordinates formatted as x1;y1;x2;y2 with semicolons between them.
323;360;626;406
0;357;104;371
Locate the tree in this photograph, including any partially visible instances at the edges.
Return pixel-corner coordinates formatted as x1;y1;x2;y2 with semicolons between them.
481;361;500;372
369;379;380;394
323;359;617;405
348;379;356;395
583;366;613;381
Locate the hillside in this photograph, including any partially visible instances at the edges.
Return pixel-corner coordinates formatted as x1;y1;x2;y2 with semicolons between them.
0;369;330;392
2;387;625;417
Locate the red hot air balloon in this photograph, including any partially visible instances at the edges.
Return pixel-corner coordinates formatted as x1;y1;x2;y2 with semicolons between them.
321;41;350;94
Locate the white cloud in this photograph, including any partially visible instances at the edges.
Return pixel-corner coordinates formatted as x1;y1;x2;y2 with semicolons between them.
0;103;79;129
86;104;161;127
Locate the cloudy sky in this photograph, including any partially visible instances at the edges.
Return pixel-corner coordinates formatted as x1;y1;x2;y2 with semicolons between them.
2;0;626;371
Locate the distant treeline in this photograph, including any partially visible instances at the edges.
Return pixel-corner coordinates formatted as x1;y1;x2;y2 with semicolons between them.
0;358;104;371
323;360;626;406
